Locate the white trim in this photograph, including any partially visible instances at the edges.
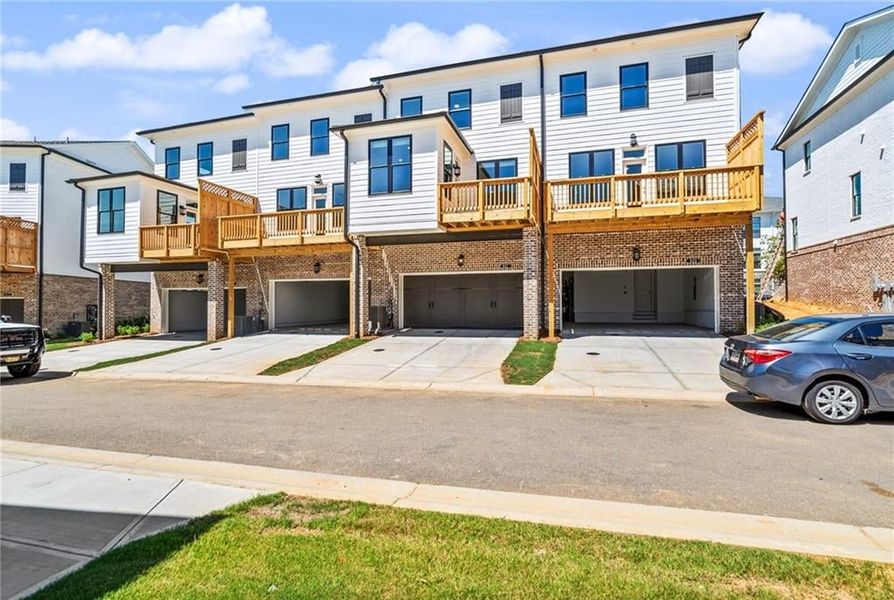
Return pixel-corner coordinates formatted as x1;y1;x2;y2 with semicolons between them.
267;277;350;330
398;270;524;329
558;265;721;333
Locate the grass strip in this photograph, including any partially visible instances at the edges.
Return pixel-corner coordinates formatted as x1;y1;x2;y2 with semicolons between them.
259;337;369;376
32;493;893;600
76;343;206;372
501;340;558;385
45;338;87;352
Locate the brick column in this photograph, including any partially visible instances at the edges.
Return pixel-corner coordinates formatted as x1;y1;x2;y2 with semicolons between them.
100;264;116;340
206;259;226;341
522;226;542;339
149;273;163;333
355;236;370;337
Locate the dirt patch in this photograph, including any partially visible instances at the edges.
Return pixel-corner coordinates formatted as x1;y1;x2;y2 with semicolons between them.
249;496;352;535
725;577;855;600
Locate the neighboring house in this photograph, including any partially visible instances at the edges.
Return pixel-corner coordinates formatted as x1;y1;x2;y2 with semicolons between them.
0;140;154;333
752;195;783;289
774;6;893;312
79;13;765;341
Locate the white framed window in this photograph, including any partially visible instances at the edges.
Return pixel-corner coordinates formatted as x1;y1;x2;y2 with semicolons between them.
850;172;862;218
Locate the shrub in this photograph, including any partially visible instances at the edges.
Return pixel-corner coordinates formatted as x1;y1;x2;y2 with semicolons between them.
79;332;95;343
116;324;144;337
116;315;149;329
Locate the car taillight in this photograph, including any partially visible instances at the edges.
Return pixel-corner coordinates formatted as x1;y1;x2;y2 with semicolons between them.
743;348;792;364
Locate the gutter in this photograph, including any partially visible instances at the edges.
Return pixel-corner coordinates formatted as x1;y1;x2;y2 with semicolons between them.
36;148;50;328
338;130;362;338
376;84;387;119
72;182;104;339
781;148;789;301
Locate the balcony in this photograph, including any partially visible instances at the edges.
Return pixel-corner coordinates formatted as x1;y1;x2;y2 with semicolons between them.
0;217;38;273
218;208;346;251
139;223;199;259
438;128;541;231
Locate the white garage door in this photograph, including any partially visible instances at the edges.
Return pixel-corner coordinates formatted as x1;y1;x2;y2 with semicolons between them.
272;280;349;329
167;290;207;332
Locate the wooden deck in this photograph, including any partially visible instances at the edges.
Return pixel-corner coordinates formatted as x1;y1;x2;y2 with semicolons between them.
139;223;200;259
218;207;347;252
0;217;38;273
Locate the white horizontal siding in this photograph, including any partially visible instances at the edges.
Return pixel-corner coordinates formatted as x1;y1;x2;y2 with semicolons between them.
44;142;152;173
0;149;42;222
83;179;143;264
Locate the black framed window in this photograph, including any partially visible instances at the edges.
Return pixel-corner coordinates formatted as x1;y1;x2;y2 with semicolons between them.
500;83;523;123
685;55;713;100
620;63;649;110
448;89;472;129
164;147;180;180
369;135;412;195
8;163;26;191
791;217;799;250
401;96;423;117
157;190;178;225
656;141;706;171
443;143;454;182
851;172;862;218
477;158;517;179
332;183;346;207
560;72;586;117
803;140;812;173
197;142;213;176
310;118;329;156
276;187;307;211
354;113;372;124
569;150;614;178
97;187;125;234
271;124;289;161
232;138;247;171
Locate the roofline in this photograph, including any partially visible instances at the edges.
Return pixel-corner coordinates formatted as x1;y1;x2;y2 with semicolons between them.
241;84;384;110
136;113;256;137
774;50;893;149
67;171;198;192
1;142;112;174
370;12;762;81
331;112;475;154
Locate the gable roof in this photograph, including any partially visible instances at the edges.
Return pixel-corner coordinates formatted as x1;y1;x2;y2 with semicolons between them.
774;5;894;149
242;84;383;110
136;113;256;137
331;112;475;154
67;170;198;193
0;142;111;174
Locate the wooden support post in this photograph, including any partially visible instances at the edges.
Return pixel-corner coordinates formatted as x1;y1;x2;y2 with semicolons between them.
478;180;485;222
227;257;236;339
745;229;755;334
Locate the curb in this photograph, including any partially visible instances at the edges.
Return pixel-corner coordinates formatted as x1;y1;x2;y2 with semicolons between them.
3;440;890;564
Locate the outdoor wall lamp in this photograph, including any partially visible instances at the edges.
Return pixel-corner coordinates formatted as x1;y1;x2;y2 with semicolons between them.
457;254;465;267
632;246;641;262
630;133;638;147
452;163;461;178
313;261;322;274
313;174;323;185
196;273;205;284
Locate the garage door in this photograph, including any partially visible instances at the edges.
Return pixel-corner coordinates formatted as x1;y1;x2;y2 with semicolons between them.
168;290;207;332
404;273;522;329
0;298;25;323
273;280;349;329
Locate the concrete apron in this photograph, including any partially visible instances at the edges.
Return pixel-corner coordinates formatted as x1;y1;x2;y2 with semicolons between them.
4;440;891;564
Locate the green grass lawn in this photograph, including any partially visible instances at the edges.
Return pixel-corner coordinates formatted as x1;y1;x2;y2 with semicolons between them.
501;340;558;385
45;338;86;352
76;343;206;372
33;493;892;599
259;338;369;376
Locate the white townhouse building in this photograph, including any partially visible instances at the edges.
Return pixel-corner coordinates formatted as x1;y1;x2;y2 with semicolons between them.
752;195;783;292
0;140;153;333
775;5;894;312
77;13;766;341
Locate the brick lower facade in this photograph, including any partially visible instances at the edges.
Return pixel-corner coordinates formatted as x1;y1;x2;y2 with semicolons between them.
0;273;38;324
787;225;894;312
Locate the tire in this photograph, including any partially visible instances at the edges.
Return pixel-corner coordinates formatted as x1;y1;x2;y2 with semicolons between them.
803;380;865;425
7;361;40;378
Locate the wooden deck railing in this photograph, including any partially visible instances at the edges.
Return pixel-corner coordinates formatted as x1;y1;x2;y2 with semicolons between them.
547;164;762;222
0;217;38;273
139;223;199;258
218;207;345;249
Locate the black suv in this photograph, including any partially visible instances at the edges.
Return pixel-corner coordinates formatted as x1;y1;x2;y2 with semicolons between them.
1;319;45;378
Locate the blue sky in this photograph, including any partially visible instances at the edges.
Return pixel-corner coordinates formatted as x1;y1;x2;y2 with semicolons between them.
1;1;888;195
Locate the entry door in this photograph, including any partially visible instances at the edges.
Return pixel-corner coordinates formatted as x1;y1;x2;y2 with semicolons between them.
633;270;656;316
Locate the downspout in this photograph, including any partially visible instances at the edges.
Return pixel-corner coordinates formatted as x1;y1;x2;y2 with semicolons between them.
781;148;788;301
538;54;549;336
338;130;362;338
36;149;50;328
376;84;387;119
72;182;104;339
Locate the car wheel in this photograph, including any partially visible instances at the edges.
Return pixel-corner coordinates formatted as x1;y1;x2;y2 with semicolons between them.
804;380;864;425
7;361;40;378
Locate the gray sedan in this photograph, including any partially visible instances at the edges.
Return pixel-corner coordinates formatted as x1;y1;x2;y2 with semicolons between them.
720;315;894;424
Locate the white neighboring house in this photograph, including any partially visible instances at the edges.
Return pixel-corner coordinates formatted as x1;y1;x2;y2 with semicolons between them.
752;195;783;289
0;140;153;333
774;6;893;312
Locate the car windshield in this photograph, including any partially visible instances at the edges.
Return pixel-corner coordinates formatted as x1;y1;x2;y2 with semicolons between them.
757;318;837;342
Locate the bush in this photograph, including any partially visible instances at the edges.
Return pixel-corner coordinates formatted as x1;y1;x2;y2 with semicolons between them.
116;324;145;336
79;332;95;343
116;315;149;329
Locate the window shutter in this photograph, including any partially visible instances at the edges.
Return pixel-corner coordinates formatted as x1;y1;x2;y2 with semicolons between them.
500;83;522;122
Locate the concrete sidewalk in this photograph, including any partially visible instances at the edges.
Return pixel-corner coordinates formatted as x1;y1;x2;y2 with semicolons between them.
4;440;891;564
0;452;257;599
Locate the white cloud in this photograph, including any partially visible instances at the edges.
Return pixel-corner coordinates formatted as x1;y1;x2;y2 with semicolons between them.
740;10;832;75
2;3;334;77
335;22;509;88
212;73;250;94
1;117;32;140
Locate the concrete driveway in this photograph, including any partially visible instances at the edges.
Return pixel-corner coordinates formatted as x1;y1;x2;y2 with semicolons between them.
539;325;728;396
295;328;519;387
0;454;255;599
92;329;345;379
33;333;204;375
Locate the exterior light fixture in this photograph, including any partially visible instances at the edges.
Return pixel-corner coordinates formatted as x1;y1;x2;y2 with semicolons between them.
314;174;323;185
196;273;205;285
457;254;465;267
313;261;322;274
632;246;641;262
630;133;638;147
452;163;461;178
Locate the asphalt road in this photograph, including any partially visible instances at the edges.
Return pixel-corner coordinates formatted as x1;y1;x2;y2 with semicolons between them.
2;375;892;528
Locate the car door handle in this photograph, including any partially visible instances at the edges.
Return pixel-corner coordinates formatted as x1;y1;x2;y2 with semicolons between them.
846;353;872;360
